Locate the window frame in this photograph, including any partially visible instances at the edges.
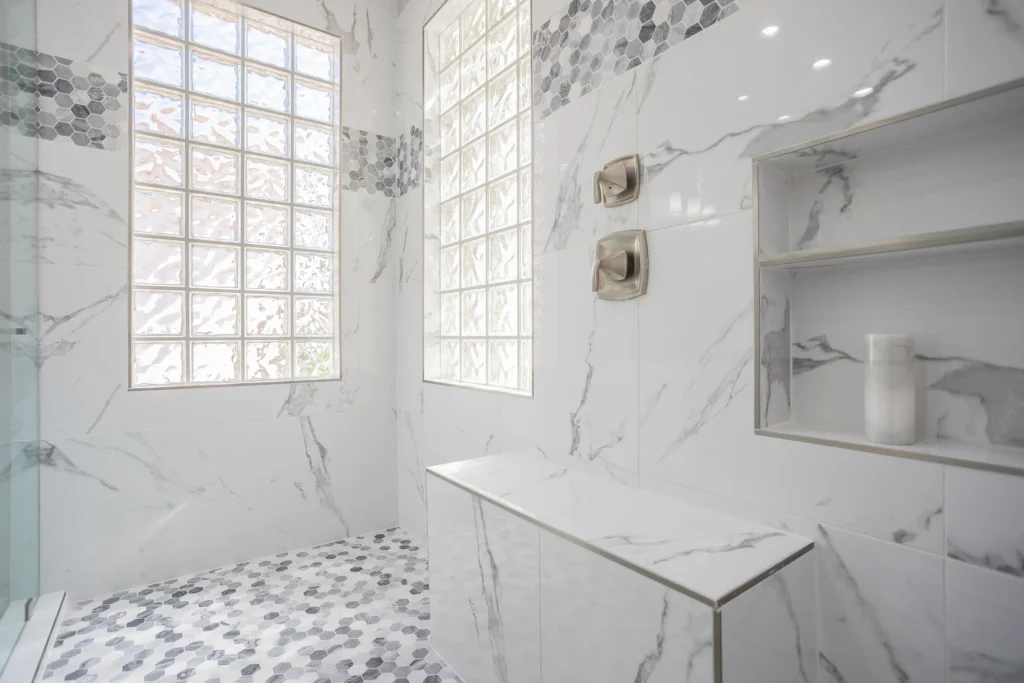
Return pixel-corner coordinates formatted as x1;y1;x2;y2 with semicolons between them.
422;0;535;397
127;0;343;390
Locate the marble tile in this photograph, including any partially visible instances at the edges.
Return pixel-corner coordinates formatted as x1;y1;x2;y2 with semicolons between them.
636;0;945;232
539;528;715;683
35;0;129;73
533;71;637;254
430;452;812;603
947;466;1024;578
641;478;947;683
427;473;541;683
947;558;1024;682
947;0;1024;97
720;553;816;683
42;527;464;683
396;409;432;542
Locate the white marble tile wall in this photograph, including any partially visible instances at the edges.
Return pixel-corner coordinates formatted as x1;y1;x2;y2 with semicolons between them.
0;0;401;599
396;0;1024;681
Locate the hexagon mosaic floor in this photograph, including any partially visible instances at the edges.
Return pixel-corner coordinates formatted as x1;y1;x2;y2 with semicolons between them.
42;528;464;683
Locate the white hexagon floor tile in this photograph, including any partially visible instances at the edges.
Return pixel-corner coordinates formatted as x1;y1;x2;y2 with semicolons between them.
42;528;463;683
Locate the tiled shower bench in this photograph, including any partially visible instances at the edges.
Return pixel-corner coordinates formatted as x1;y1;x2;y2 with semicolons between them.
426;452;817;683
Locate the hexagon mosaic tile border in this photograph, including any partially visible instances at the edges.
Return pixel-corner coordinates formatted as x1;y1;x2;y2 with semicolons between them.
533;0;745;117
43;527;463;683
0;41;128;151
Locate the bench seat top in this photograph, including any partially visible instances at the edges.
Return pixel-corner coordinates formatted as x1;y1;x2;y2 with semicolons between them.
428;452;813;607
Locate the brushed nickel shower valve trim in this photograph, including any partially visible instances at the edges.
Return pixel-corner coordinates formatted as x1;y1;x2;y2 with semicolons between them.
592;230;649;301
594;154;641;207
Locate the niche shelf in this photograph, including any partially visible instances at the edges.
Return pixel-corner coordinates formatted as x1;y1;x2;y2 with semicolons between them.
753;78;1024;476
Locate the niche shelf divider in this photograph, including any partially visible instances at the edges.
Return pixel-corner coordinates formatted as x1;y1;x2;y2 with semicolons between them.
753;77;1024;476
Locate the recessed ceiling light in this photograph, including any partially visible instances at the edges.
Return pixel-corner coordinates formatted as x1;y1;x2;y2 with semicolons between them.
854;87;874;98
761;25;780;37
812;58;832;70
737;95;749;101
777;114;791;121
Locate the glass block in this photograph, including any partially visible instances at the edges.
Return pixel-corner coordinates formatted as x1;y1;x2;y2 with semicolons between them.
133;34;184;87
294;297;333;336
461;40;486;95
295;37;334;81
440;245;460;291
440;199;460;246
519;57;531;112
192;342;240;383
132;289;183;336
190;98;240;147
461;0;487;46
134;342;184;386
246;20;289;68
294;209;332;250
245;202;289;246
488;339;517;388
488;65;517;126
440;63;460;112
461;289;486;336
134;188;183;236
461;339;486;384
520;224;532;279
245;111;289;157
191;48;240;101
441;291;460;336
461;238;486;288
488;120;517;179
439;153;460;201
519;167;532;221
191;146;239;195
295;79;334;123
461;187;486;239
294;253;332;293
441;339;461;382
462;89;486;141
488;15;517;75
191;243;239;288
246;341;290;380
520;281;533;335
246;294;288;335
135;135;183;187
488;228;517;283
490;0;517;23
488;174;517;231
488;284;517;335
440;108;460;157
245;156;290;202
461;137;486;191
133;239;183;285
520;340;532;391
519;3;531;57
191;194;239;241
134;85;183;137
294;165;332;207
191;3;239;54
294;123;333;165
191;293;239;336
133;0;183;37
519;110;532;163
440;18;460;69
245;248;289;290
246;65;290;113
296;342;333;378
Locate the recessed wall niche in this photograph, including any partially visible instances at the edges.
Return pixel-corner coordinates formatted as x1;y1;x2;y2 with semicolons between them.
753;79;1024;475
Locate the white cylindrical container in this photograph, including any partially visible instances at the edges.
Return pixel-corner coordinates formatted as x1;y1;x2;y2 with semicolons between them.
865;334;917;446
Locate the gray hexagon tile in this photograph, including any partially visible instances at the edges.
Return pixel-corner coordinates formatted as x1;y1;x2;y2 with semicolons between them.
43;527;464;683
533;0;745;118
396;126;423;197
342;128;399;198
0;41;127;151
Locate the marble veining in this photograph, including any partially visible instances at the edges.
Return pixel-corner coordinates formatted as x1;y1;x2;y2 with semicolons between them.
429;452;812;603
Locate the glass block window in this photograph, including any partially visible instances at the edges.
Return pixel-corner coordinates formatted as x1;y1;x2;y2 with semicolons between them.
423;0;533;395
129;0;341;387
